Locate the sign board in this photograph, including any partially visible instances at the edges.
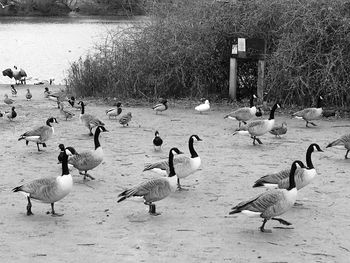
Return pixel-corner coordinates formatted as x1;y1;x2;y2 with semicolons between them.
231;38;265;60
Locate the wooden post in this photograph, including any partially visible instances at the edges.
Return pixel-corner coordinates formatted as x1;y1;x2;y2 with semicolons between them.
229;57;237;100
257;59;265;104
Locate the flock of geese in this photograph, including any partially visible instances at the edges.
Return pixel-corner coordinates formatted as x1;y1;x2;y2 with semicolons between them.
2;86;349;233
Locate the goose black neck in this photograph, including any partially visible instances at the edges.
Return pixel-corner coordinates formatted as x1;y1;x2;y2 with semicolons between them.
287;163;297;190
249;95;254;108
269;104;278;120
46;119;52;127
61;152;69;176
94;128;101;150
81;103;85;114
168;151;175;177
317;97;323;108
306;146;314;168
188;136;198;158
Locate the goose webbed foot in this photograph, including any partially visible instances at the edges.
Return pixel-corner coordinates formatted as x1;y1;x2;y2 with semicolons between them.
148;204;161;216
271;217;292;226
293;202;303;207
259;219;271;233
42;143;47;147
81;171;95;180
177;185;189;191
48;203;64;217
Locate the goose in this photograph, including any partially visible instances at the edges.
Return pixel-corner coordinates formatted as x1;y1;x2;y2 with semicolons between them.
18;117;58;151
105;102;122;119
118;147;183;215
44;87;51;98
25;89;32;101
253;143;323;189
153;130;163;151
229;160;305;233
11;84;17;97
195;99;210;114
58;144;77;163
326;134;350;159
59;102;75;121
292;95;323;127
5;106;17;121
224;94;261;127
152;99;168;114
68;125;108;180
269;121;287;138
143;135;202;190
4;94;14;105
68;96;81;110
2;67;27;84
233;103;281;145
119;112;132;127
78;101;105;136
12;146;73;216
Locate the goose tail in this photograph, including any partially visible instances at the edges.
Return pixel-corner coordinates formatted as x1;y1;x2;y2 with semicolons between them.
12;185;23;192
229;209;241;215
117;189;134;203
326;139;342;148
252;181;264;188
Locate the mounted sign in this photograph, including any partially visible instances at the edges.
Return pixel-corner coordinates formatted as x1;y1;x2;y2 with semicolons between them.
231;38;265;60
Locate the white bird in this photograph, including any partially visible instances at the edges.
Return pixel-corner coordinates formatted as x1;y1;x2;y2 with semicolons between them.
327;134;350;159
12;146;73;216
292;96;323;127
18;117;58;151
195;99;210;114
233;103;281;145
152;99;168;114
143;135;202;190
153;130;163;151
78;101;105;136
68;126;108;180
105;102;122;119
253;143;323;190
118;147;183;215
229;160;305;233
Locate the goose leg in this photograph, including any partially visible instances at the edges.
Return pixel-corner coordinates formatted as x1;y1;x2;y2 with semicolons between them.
49;203;63;217
271;217;292;226
259;219;271;233
256;138;263;144
306;121;309;127
89;128;93;136
309;122;317;126
148;203;161;216
251;136;256;145
345;150;349;159
82;171;95;180
26;197;33;216
36;143;41;151
177;178;188;191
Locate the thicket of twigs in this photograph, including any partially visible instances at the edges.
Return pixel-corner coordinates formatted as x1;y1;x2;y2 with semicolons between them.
67;0;350;106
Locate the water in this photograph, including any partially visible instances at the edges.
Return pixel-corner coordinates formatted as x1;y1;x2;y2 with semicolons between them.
0;16;142;85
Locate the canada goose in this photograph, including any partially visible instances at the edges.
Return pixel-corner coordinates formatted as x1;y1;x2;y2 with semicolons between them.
12;146;73;216
269;121;287;138
44;87;51;98
2;67;27;84
5;106;17;121
4;94;14;105
118;147;183;215
153;130;163;151
224;94;261;127
25;89;32;100
68;96;81;110
326;134;350;159
106;102;122;119
78;101;104;136
233;103;281;145
292;96;323;127
229;160;305;233
119;112;132;127
253;143;323;189
68;125;108;180
18;117;58;151
152;99;168;114
143;135;202;190
59;102;75;121
195;99;210;114
11;85;17;97
58;144;77;163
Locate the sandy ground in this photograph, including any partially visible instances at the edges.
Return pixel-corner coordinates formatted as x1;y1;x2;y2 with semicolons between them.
0;84;349;263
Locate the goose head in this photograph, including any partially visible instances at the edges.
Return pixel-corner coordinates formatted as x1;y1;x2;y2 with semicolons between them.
116;102;122;107
78;101;84;106
96;125;108;133
47;117;59;125
309;143;323;153
190;135;202;142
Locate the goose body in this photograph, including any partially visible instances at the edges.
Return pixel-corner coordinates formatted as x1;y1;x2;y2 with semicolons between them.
12;146;73;216
78;101;105;135
118;148;182;215
327;134;350;159
119;112;132;127
144;135;202;189
11;85;17;97
152;99;168;114
106;102;122;119
68;126;108;180
18;117;58;151
4;94;14;105
6;106;17;121
2;67;27;84
59;102;75;121
195;99;210;113
253;143;323;190
25;89;32;100
269;121;287;138
233;103;281;145
230;160;305;232
153;131;163;151
292;96;323;127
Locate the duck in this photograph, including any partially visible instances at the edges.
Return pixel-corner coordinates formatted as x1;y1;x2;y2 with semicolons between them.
326;134;350;159
143;135;202;190
68;125;108;180
269;121;287;138
229;160;305;233
18;117;58;151
4;94;14;105
195;99;210;114
152;99;168;114
105;102;122;119
292;95;323;127
118;147;183;215
153;130;163;151
68;96;81;110
233;103;281;145
119;112;132;127
224;94;261;127
253;143;323;190
25;89;32;101
11;84;17;97
12;145;73;216
48;91;65;109
78;101;105;136
59;102;75;121
5;106;17;121
44;87;51;98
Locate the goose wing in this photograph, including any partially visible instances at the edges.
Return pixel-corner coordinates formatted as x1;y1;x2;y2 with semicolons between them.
14;178;57;201
143;159;170;172
68;151;94;167
82;113;104;126
21;125;49;138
